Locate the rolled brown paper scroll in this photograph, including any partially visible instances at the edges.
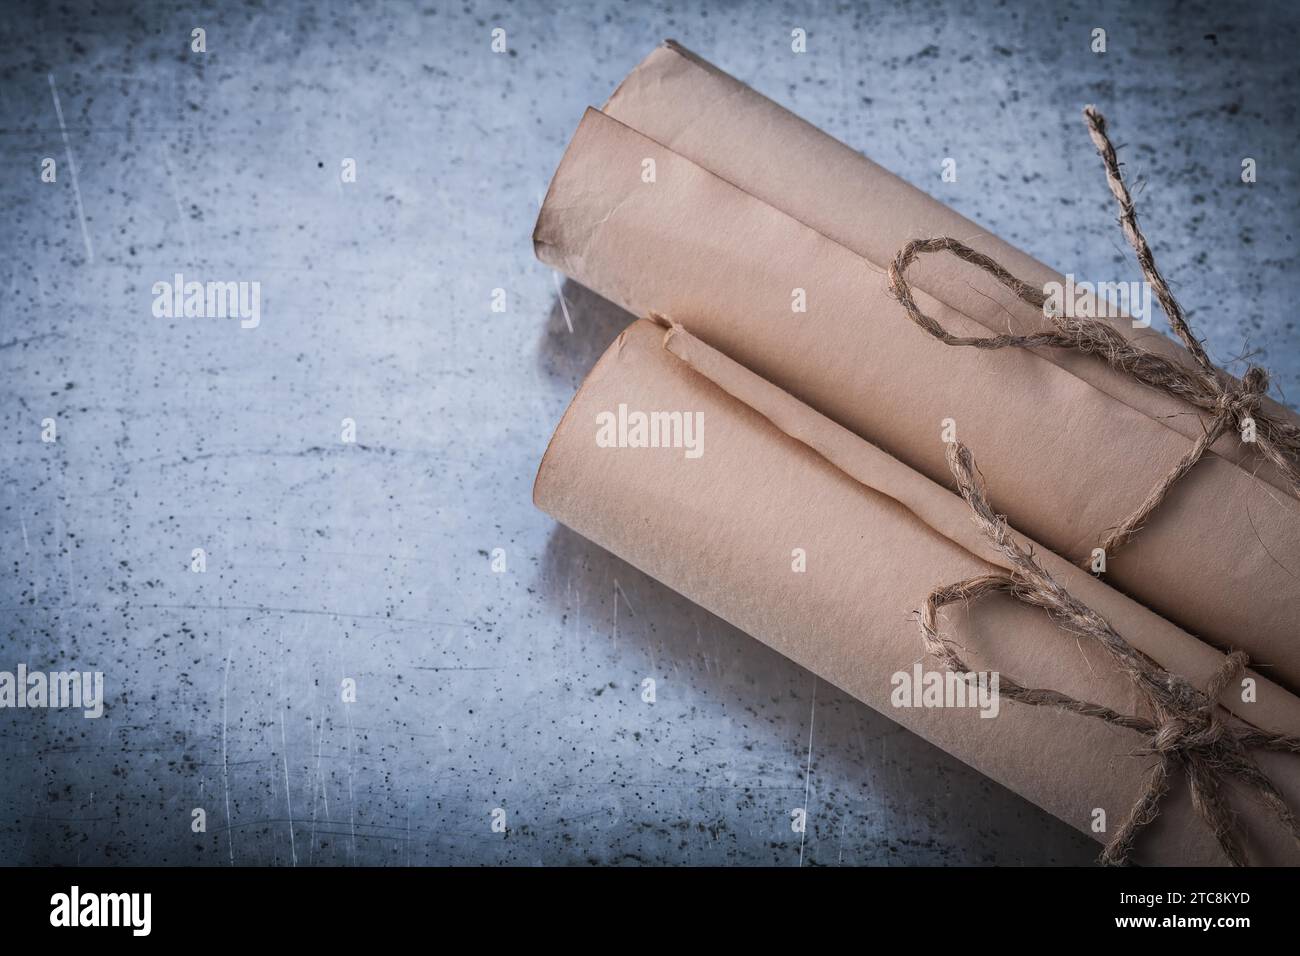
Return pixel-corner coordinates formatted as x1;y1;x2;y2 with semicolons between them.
534;42;1300;691
534;318;1300;865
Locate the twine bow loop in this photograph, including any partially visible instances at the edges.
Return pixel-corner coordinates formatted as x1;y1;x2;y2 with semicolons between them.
923;443;1300;866
887;107;1300;559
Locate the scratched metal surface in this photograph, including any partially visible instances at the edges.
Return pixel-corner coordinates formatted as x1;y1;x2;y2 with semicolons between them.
1;0;1296;866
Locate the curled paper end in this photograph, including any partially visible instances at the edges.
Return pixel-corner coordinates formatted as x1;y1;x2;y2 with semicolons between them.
648;310;687;348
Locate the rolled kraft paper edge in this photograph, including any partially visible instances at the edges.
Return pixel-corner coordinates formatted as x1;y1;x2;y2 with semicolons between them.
533;317;1300;865
530;106;1300;692
601;41;1300;492
533;107;614;283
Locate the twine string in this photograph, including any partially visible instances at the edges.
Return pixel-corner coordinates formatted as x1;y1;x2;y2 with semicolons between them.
887;107;1300;558
924;442;1300;865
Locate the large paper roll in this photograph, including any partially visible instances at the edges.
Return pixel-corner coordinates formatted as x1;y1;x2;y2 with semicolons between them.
535;42;1300;691
534;318;1300;865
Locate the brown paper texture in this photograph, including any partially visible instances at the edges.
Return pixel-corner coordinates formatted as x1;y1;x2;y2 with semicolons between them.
534;318;1300;865
534;44;1300;690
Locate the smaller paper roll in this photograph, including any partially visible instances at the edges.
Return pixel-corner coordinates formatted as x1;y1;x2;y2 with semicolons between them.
535;318;1300;865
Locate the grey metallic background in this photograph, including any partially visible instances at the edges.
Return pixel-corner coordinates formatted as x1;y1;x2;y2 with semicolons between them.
2;0;1297;866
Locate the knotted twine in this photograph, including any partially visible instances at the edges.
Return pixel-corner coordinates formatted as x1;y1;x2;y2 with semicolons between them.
890;107;1300;863
924;441;1300;865
888;106;1300;558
